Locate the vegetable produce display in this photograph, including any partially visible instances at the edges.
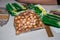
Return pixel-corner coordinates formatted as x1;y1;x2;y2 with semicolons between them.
32;5;60;28
6;3;60;35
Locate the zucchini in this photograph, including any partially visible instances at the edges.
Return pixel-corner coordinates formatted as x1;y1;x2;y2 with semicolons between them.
27;4;42;15
12;3;22;11
42;13;60;28
34;6;42;15
6;3;16;11
42;15;60;28
8;10;25;16
35;5;47;15
45;14;60;21
6;3;17;16
12;3;26;11
6;3;24;16
9;11;20;16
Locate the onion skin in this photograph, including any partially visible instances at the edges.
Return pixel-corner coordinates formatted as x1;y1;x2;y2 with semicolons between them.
14;10;44;35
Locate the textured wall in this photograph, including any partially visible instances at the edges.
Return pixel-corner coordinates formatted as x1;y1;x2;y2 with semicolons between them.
0;0;15;7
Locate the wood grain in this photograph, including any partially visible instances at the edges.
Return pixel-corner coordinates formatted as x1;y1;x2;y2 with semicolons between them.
45;25;54;37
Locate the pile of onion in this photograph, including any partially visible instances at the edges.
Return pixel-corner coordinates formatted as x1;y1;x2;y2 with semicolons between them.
14;10;44;35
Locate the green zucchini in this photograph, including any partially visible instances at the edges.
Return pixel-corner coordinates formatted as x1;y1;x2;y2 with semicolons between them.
42;14;60;28
27;4;42;15
6;3;16;11
45;14;60;21
6;3;17;16
34;6;42;15
6;3;23;16
12;3;22;11
12;3;26;11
